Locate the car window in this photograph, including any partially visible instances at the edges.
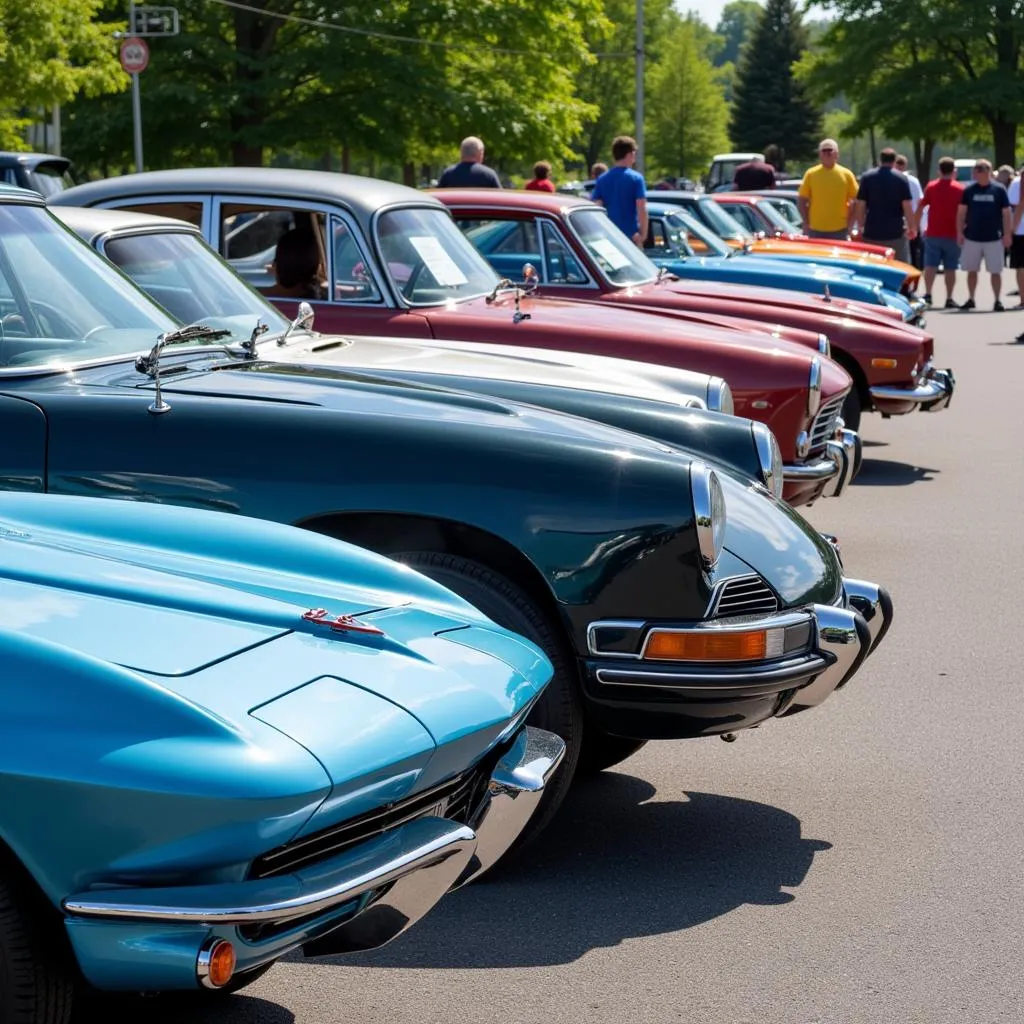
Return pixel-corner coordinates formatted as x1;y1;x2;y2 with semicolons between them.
219;204;327;301
459;217;541;282
664;209;732;258
540;221;588;284
102;230;290;336
107;201;204;228
724;204;759;234
691;199;754;243
27;163;75;197
566;208;656;287
330;215;382;302
376;206;497;306
0;204;174;370
767;197;802;228
753;199;795;233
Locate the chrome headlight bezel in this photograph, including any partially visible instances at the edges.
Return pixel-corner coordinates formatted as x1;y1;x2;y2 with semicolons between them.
808;356;822;418
691;461;726;570
751;422;785;499
706;377;734;416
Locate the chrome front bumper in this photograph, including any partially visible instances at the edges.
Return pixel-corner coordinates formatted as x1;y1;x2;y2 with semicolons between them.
63;726;564;955
870;363;955;412
783;427;862;497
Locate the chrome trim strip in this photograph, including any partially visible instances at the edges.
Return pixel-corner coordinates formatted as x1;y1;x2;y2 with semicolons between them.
196;938;227;989
63;818;476;926
638;610;813;659
783;456;840;482
586;619;646;658
595;655;826;692
870;365;955;409
705;574;779;618
808;356;822;418
842;578;892;655
452;726;565;887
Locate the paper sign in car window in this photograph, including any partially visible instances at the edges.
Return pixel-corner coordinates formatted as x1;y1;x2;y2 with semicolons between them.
408;236;469;286
590;237;631;270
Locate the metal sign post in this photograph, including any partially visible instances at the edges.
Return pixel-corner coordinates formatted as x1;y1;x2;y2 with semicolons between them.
116;2;179;174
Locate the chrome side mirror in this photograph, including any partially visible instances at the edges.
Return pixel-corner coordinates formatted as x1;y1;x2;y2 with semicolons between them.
278;301;316;347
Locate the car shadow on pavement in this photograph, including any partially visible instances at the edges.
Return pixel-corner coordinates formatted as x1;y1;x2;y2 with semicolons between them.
317;773;831;970
73;993;294;1023
854;457;939;486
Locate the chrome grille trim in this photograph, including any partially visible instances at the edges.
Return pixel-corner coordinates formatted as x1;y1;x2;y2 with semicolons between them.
708;574;780;618
808;393;846;453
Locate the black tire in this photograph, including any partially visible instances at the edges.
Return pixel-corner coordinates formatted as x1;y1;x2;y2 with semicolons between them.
393;552;582;856
577;734;648;774
841;388;862;433
0;874;74;1024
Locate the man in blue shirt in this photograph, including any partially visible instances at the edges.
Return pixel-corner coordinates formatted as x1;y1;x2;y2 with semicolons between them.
591;136;648;247
956;159;1012;311
853;148;915;264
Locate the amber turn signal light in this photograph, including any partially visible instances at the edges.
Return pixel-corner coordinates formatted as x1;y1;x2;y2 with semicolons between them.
198;938;237;989
870;358;899;369
645;629;773;662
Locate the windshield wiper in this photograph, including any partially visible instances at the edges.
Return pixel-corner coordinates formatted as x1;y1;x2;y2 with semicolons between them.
135;321;233;416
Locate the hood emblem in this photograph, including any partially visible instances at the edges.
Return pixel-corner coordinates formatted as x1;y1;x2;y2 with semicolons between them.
302;608;385;636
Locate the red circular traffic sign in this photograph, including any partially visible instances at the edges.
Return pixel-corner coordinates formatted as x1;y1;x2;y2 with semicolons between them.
119;36;150;75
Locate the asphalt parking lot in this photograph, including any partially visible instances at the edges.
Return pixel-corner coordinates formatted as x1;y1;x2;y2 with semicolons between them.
87;279;1024;1024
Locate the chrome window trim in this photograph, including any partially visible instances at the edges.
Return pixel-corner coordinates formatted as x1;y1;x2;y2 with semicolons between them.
564;207;659;290
94;192;213;239
539;217;597;288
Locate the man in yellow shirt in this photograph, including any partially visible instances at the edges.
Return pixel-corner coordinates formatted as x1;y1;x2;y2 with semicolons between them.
798;138;858;240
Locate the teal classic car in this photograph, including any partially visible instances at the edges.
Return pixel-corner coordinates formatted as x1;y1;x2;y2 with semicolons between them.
0;491;563;1021
0;185;891;842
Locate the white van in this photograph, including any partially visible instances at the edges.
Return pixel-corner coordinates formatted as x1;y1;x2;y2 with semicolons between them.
705;152;764;192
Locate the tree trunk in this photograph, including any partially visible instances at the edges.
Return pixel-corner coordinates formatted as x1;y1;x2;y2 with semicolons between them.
912;139;936;181
231;140;264;166
868;125;877;164
992;117;1017;169
403;161;416;187
342;146;351;173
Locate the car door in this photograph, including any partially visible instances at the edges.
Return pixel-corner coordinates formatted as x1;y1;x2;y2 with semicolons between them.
210;197;433;339
0;395;46;493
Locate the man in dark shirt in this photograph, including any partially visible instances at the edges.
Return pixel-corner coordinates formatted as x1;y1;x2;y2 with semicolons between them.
437;136;502;188
956;159;1012;311
853;148;915;264
733;155;775;191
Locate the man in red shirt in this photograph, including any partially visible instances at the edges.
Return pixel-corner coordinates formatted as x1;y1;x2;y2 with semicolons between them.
916;156;965;308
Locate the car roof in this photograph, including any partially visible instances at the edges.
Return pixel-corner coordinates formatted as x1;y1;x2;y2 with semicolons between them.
428;188;594;213
711;153;762;161
52;167;442;217
0;183;46;204
51;204;197;240
640;190;702;201
0;150;70;170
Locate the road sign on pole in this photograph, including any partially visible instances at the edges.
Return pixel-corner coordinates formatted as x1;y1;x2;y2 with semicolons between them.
130;5;180;36
119;36;150;74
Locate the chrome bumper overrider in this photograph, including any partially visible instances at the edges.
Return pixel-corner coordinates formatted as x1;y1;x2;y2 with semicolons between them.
63;726;564;951
783;427;861;497
870;364;955;412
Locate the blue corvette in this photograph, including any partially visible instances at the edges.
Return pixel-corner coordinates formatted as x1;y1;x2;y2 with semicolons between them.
0;492;562;1019
644;202;920;320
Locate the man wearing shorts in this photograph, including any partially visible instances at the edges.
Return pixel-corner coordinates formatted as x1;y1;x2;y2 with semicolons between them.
917;157;964;308
1008;170;1024;308
957;159;1012;311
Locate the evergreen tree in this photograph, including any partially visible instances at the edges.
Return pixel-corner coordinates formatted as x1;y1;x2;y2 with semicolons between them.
729;0;822;166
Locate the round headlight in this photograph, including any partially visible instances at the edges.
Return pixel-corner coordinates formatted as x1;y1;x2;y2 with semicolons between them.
706;377;734;416
817;333;831;358
691;461;727;570
751;422;784;499
808;356;822;418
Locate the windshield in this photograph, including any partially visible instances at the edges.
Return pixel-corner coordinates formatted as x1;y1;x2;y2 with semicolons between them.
663;209;733;258
766;196;802;229
752;199;796;234
690;198;755;244
102;231;290;340
0;203;176;371
29;164;75;197
375;207;498;305
568;208;656;286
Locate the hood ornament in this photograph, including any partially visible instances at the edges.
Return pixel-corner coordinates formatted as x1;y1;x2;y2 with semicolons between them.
302;608;385;636
823;283;832;303
241;318;269;358
278;301;316;347
135;321;231;415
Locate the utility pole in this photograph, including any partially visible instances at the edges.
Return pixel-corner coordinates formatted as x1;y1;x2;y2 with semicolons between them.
635;0;645;172
129;2;143;172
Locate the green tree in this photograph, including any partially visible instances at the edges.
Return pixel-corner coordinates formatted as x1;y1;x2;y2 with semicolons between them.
729;0;822;166
806;0;1024;168
646;17;730;181
63;0;601;175
713;0;762;67
0;0;125;149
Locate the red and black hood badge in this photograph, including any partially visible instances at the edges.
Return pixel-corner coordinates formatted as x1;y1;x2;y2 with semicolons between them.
301;608;386;636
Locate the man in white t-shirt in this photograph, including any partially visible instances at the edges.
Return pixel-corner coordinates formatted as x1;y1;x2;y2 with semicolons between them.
1008;170;1024;307
895;154;924;269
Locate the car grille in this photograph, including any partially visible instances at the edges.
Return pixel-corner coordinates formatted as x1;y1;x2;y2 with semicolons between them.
247;745;512;882
808;393;846;453
711;574;780;617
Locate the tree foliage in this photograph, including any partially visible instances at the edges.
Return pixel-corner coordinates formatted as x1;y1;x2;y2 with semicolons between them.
0;0;125;149
713;0;762;67
646;17;730;180
805;0;1024;168
729;0;823;166
63;0;603;175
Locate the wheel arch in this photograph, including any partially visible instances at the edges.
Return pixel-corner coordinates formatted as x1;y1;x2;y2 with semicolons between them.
831;346;871;409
